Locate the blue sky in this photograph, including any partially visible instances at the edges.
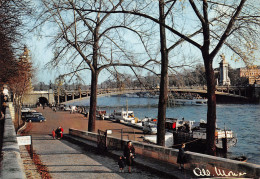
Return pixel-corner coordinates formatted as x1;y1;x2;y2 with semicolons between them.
24;0;259;85
26;34;255;85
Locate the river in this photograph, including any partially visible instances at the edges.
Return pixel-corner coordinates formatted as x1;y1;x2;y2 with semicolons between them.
66;96;260;164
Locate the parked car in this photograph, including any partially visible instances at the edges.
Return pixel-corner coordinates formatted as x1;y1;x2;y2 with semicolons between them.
58;104;65;111
22;112;42;120
21;108;36;113
26;115;46;123
21;108;31;113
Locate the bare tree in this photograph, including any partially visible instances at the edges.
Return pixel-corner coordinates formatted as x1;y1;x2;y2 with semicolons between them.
0;0;34;95
77;0;201;146
159;0;259;154
35;0;161;132
81;0;259;153
167;0;258;154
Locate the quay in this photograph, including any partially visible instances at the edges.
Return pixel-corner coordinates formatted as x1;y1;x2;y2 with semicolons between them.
1;107;259;178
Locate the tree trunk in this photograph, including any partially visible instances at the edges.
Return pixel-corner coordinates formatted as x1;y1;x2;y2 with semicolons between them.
88;71;98;132
203;54;217;155
88;26;99;132
157;0;168;146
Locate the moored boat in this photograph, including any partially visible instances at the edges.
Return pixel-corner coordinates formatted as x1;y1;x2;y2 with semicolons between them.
169;98;207;106
231;156;247;162
111;109;137;124
142;117;158;134
168;93;207;106
166;119;237;153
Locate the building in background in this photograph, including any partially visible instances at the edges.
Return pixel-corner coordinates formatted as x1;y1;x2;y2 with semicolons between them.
239;66;260;85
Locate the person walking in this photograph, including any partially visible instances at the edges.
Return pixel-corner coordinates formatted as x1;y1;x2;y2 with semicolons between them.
177;143;186;171
124;141;135;173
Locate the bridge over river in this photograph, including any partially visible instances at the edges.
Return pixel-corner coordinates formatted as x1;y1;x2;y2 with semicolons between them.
22;85;259;106
60;85;255;105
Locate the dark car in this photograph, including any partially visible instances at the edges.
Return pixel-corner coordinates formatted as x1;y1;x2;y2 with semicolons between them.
26;115;46;123
22;112;43;120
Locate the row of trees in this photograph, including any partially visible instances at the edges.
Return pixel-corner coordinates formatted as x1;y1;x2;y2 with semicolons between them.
101;64;248;88
0;0;33;128
34;0;259;155
34;62;248;91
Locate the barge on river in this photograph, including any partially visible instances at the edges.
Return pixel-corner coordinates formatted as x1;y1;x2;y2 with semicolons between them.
166;119;237;153
168;98;207;106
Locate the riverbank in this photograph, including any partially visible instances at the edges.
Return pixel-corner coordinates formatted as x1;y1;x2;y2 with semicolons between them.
7;105;259;178
26;107;146;142
59;96;260;164
21;107;176;178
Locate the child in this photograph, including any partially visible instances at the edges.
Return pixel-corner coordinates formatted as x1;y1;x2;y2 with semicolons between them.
177;143;186;171
118;156;125;173
52;129;56;139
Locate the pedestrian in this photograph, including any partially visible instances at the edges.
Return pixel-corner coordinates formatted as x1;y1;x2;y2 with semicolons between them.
124;141;135;173
55;127;62;139
60;126;64;132
118;156;125;173
52;129;56;139
60;126;64;138
0;111;4;120
177;143;186;171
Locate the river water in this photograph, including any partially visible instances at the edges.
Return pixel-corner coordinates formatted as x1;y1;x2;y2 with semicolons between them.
67;96;260;164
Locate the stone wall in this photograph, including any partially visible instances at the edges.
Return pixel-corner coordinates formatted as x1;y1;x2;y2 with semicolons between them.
0;107;26;179
69;128;260;178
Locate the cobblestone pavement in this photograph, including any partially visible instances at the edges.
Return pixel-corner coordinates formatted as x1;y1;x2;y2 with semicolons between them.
31;135;169;179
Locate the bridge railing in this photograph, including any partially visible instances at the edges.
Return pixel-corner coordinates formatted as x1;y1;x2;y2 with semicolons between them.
55;86;250;95
56;85;250;100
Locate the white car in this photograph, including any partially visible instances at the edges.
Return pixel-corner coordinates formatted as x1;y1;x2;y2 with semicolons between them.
21;108;31;113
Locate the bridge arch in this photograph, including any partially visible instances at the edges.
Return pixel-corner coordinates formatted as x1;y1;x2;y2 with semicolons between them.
22;90;55;106
38;97;49;105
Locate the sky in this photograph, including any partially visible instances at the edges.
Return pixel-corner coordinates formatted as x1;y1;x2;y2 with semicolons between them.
27;35;255;85
24;0;259;85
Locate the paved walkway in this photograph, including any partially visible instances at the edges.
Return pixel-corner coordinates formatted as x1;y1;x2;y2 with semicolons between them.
22;107;192;178
31;134;168;179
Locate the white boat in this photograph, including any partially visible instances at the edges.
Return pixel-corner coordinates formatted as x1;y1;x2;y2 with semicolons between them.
143;121;157;134
112;109;136;124
170;98;207;106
